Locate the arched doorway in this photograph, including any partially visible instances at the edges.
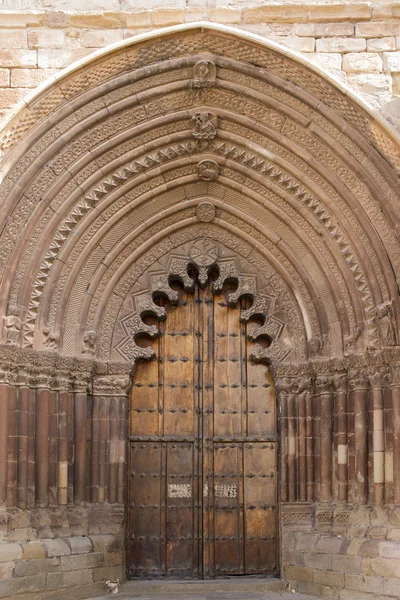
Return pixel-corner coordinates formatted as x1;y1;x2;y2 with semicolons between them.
127;243;278;578
0;22;399;600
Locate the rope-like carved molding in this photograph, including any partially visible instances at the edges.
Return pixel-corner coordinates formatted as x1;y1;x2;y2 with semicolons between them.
23;133;376;350
114;240;290;366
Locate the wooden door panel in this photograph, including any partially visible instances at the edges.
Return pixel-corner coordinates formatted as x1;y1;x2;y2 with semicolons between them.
212;442;242;575
213;299;242;438
130;338;159;437
243;442;278;574
129;442;162;577
165;442;196;576
163;295;195;438
128;278;278;579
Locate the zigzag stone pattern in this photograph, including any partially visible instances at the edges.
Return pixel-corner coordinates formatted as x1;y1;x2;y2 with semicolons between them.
114;243;290;365
0;25;398;366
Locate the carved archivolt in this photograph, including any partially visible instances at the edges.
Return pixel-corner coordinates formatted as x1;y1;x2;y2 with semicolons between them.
0;24;399;367
114;238;289;366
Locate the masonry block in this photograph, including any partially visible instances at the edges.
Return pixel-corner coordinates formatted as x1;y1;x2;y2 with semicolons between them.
37;48;93;69
0;49;36;68
60;552;103;571
0;29;27;49
43;539;71;558
315;535;343;554
332;555;362;574
0;579;11;599
66;537;93;555
316;37;366;52
314;569;345;587
81;29;124;48
344;573;382;594
284;565;314;583
343;52;383;73
0;543;22;563
28;30;65;49
370;557;400;578
367;37;396;51
11;574;46;595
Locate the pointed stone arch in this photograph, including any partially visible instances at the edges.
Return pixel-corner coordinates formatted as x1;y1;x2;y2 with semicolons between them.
0;21;400;598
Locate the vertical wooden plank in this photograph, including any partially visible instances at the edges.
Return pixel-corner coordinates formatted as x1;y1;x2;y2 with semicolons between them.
213;442;240;575
246;321;275;438
163;293;195;437
129;442;162;577
213;293;241;438
165;442;195;577
202;282;214;578
243;442;277;575
130;326;159;438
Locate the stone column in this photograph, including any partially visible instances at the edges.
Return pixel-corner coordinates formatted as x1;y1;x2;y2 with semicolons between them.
0;377;8;505
15;368;30;509
348;368;369;505
73;374;90;504
391;363;400;504
274;377;290;502
92;375;130;504
316;375;334;502
35;371;52;508
369;367;389;505
333;373;348;502
54;375;70;506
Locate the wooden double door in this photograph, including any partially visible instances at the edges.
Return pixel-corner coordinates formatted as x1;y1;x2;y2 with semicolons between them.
128;281;278;578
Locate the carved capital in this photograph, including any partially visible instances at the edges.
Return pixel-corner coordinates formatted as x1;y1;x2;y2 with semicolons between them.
275;375;312;396
369;366;391;389
92;375;130;396
315;375;335;395
348;368;369;392
390;363;400;387
332;373;348;393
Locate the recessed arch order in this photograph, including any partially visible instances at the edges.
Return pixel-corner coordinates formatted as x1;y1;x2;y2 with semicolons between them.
0;21;399;364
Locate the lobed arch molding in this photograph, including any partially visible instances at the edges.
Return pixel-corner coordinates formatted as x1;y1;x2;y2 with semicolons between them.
0;22;399;372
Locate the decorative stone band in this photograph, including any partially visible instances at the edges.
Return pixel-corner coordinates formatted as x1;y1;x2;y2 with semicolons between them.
115;239;288;366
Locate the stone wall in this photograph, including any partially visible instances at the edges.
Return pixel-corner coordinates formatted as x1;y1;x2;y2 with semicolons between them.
1;1;400;126
282;504;400;599
0;529;123;599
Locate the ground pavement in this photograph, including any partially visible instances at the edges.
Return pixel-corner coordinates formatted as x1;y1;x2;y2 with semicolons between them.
88;580;316;600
